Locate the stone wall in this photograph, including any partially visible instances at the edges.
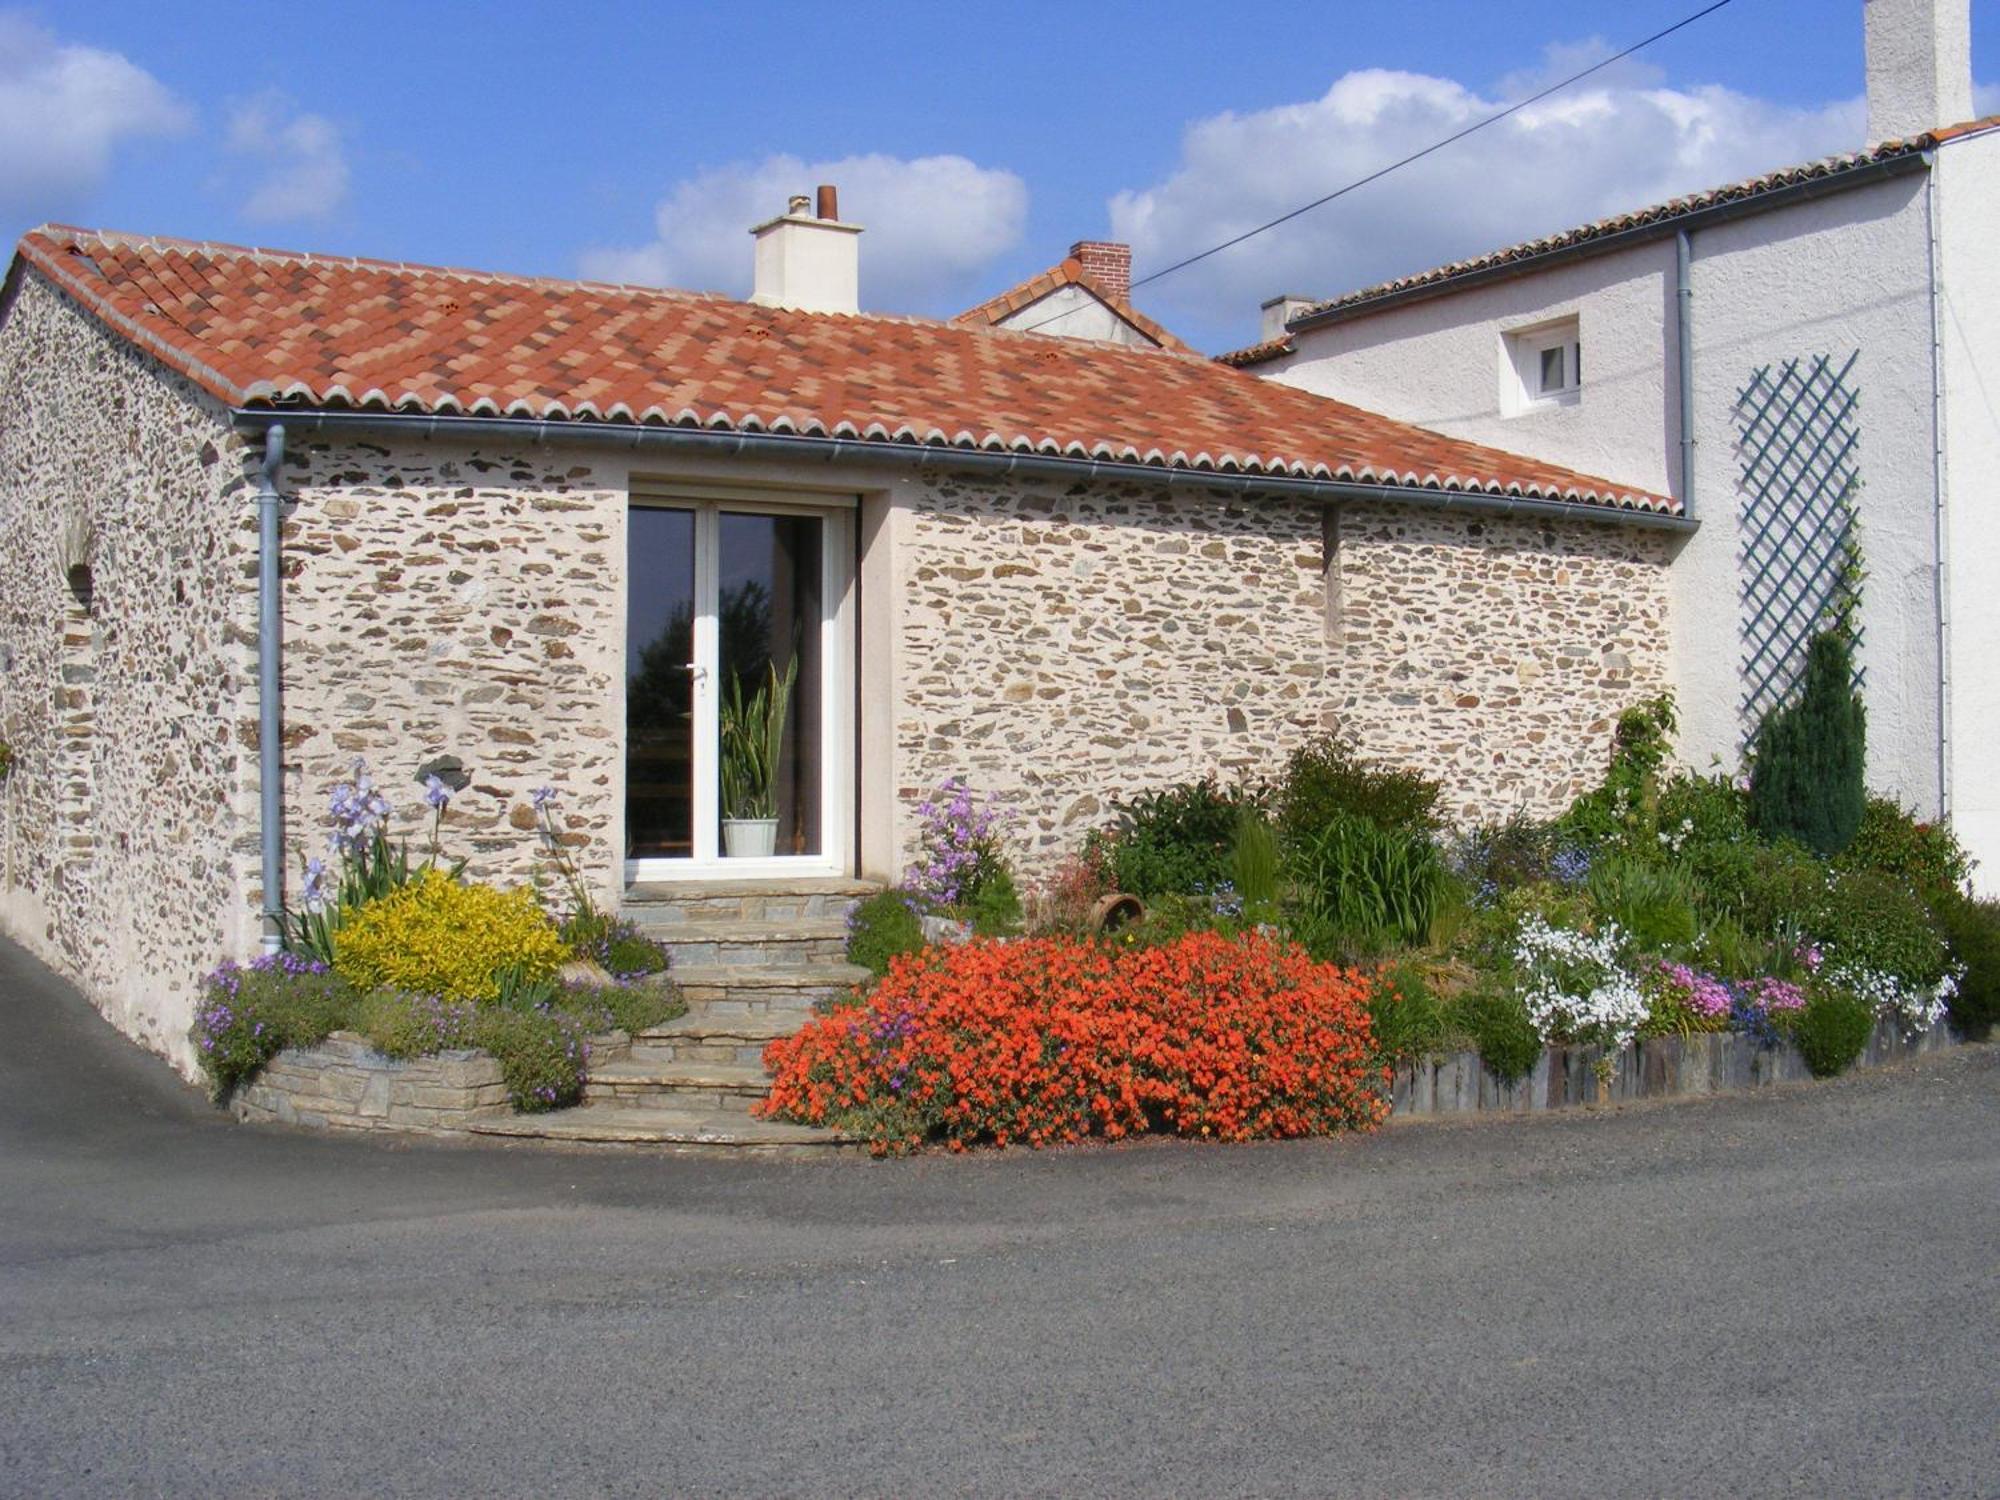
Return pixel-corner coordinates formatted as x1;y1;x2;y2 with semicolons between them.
269;435;625;905
896;472;1673;873
1334;502;1673;824
0;272;260;1072
230;1031;512;1133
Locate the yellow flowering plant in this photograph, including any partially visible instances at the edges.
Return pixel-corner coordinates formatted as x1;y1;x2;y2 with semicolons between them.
333;868;571;1004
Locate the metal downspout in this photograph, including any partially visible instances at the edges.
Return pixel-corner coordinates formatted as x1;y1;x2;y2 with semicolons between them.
1923;153;1951;824
1675;229;1695;517
257;423;286;952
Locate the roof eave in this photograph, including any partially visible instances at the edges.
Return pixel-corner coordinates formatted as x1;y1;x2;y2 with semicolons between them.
231;405;1696;534
1288;150;1934;335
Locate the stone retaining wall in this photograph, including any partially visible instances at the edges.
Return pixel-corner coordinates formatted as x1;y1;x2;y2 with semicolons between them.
230;1032;515;1134
1391;1017;1959;1118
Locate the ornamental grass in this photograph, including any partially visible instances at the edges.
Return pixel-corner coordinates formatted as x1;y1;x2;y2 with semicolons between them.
758;929;1388;1155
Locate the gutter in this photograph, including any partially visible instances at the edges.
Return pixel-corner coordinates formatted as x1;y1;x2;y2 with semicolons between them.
1922;152;1951;824
228;407;1697;534
1675;229;1696;519
1289;152;1932;335
256;423;286;953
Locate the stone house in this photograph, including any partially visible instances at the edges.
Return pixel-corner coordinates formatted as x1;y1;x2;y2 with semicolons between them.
1224;0;2000;892
0;191;1685;1075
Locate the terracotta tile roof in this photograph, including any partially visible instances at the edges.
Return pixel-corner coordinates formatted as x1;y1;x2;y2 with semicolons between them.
953;255;1198;355
1217;114;2000;358
8;224;1677;516
1214;334;1295;369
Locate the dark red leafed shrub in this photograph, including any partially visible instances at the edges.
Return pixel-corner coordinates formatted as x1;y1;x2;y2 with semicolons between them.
757;930;1389;1154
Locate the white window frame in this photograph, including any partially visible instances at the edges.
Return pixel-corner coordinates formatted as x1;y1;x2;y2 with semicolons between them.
622;490;856;885
1503;317;1582;414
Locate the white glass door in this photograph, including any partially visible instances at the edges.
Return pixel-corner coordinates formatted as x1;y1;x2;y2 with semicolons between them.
625;498;850;880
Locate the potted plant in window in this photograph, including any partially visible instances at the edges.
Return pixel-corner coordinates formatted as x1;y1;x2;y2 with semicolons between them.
719;656;797;859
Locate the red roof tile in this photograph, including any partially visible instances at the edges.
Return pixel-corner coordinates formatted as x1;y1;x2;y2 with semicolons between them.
953;255;1198;355
8;225;1676;516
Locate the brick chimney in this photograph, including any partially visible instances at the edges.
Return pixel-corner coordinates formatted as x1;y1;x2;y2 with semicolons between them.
750;185;863;314
1865;0;1972;144
1069;240;1131;303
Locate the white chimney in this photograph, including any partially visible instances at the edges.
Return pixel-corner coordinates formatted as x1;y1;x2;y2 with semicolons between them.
1865;0;1972;144
1259;293;1317;342
750;184;862;314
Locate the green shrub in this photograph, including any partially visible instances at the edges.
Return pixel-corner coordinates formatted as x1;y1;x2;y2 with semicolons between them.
1835;797;1972;899
355;988;471;1059
469;1007;590;1111
968;867;1023;937
1558;695;1677;849
1806;869;1950;989
1695;839;1827;939
1276;734;1441;843
1457;987;1543;1084
1230;806;1283;923
190;954;359;1102
1750;631;1866;856
1367;963;1458;1064
1933;891;2000;1040
1657;770;1754;850
846;890;926;978
559;977;686;1037
1584;856;1698;954
1094;776;1248;896
561;911;673;977
1449;813;1563;892
1795;985;1875;1078
1290;812;1446;953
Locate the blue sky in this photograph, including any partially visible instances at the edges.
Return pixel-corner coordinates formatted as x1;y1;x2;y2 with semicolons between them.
5;0;1995;351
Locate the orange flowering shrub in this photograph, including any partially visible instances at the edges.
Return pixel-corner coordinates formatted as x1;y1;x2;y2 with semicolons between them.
757;929;1389;1155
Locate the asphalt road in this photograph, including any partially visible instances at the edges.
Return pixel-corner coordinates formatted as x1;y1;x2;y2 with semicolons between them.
2;937;1996;1499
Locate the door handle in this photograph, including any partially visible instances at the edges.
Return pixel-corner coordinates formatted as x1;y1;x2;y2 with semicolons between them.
682;663;708;683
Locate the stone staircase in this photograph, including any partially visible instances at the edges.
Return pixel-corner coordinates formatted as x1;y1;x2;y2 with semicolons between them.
469;878;875;1155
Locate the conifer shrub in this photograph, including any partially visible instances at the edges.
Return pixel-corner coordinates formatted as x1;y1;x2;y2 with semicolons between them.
1749;631;1866;856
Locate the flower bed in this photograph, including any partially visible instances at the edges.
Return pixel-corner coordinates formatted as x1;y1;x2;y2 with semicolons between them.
196;762;681;1116
758;929;1387;1155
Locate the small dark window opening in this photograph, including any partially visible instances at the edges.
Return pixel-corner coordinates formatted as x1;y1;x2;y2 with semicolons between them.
65;563;94;613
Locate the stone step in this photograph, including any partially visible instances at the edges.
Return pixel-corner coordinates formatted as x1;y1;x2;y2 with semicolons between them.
467;1104;855;1156
623;878;880;926
632;1013;800;1069
583;1057;774;1114
636;919;850;970
670;962;868;1017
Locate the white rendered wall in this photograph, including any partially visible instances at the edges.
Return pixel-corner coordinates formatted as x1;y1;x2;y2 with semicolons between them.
1266;174;1946;823
1935;128;2000;893
995;285;1154;347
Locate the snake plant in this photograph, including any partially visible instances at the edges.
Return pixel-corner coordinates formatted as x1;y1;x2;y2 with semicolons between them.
719;656;798;820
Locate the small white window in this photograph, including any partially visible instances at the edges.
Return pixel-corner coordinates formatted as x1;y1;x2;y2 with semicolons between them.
1503;317;1581;414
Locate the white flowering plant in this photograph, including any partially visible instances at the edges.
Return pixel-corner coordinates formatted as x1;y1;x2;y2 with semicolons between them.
1512;914;1649;1050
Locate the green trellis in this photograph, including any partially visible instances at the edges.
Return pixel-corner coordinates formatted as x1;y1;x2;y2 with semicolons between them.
1733;352;1864;744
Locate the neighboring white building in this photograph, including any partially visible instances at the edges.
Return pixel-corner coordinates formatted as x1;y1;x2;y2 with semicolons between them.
1228;0;2000;891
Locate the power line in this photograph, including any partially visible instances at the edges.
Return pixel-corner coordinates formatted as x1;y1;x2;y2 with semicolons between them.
1007;0;1738;337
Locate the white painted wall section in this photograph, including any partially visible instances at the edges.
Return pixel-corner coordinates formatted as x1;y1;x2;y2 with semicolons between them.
1935;126;2000;893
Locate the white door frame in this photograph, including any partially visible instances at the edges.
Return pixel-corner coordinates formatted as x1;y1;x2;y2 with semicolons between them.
624;494;854;884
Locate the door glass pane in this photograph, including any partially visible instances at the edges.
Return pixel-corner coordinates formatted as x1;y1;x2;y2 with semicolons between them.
718;512;823;857
626;507;696;859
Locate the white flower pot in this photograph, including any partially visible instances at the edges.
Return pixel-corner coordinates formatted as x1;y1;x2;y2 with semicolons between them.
722;817;778;859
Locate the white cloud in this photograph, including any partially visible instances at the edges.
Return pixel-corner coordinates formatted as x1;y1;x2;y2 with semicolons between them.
581;151;1028;311
1110;47;1877;347
0;12;189;215
224;91;349;222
